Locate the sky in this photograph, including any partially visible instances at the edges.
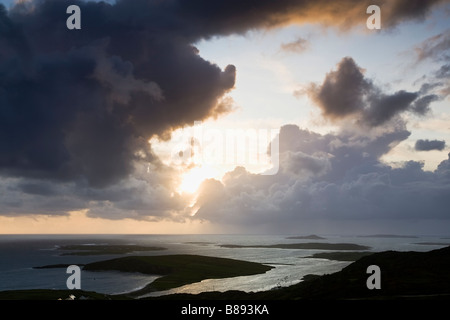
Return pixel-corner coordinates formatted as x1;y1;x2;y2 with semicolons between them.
0;0;449;235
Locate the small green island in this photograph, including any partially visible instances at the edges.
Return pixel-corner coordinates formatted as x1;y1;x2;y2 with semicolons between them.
84;254;273;296
83;255;273;295
286;235;326;240
28;254;273;299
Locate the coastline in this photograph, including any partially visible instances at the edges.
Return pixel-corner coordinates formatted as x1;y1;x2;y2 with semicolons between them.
1;245;449;300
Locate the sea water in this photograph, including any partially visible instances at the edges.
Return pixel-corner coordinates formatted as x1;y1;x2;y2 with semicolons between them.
0;234;448;296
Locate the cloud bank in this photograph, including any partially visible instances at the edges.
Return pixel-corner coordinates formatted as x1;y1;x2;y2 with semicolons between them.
192;124;450;233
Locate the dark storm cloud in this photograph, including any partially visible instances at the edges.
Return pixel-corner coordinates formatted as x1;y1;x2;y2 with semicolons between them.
307;57;372;119
364;90;419;126
415;139;446;151
382;0;449;27
1;0;238;189
0;0;448;219
306;57;439;127
172;0;448;34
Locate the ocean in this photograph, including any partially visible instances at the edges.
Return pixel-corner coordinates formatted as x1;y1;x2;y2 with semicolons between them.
0;234;448;297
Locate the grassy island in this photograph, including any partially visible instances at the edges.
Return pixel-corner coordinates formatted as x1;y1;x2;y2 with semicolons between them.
83;254;273;295
286;235;326;240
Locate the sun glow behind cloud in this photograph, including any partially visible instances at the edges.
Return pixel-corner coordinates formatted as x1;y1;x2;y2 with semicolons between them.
150;119;280;195
178;165;218;194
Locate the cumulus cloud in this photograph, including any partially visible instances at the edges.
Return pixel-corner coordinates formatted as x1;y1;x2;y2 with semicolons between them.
307;57;372;120
282;151;331;178
415;139;446;151
192;124;450;233
306;57;439;127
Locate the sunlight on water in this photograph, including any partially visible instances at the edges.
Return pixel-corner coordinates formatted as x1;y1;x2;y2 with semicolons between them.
139;259;349;298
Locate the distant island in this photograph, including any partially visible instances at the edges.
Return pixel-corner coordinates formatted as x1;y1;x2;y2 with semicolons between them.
58;244;166;255
286;235;326;240
219;242;370;250
184;241;213;245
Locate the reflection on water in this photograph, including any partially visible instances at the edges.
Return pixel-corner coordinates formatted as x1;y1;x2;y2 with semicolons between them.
139;258;349;298
81;271;161;295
